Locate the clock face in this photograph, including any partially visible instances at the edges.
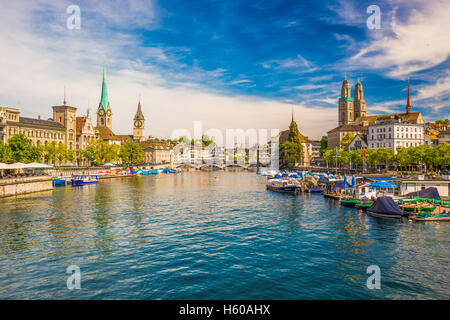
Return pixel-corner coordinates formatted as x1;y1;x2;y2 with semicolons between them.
99;109;105;116
135;120;143;128
107;109;111;116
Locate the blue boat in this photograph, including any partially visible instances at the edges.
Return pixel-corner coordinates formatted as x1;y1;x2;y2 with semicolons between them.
71;175;99;186
52;178;67;186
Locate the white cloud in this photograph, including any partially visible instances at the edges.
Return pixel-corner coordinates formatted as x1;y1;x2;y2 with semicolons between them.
0;1;334;141
349;1;450;78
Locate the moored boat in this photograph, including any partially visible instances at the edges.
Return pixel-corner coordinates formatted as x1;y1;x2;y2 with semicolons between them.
52;178;67;186
266;179;300;194
366;196;405;219
355;202;373;211
341;199;360;207
71;175;99;186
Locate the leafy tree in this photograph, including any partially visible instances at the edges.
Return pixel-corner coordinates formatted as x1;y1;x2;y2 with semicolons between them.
55;142;67;165
319;136;328;156
279;120;303;169
120;141;144;163
40;142;57;164
8;133;32;162
340;133;355;151
280;140;302;169
350;149;363;166
435;119;450;125
0;141;12;162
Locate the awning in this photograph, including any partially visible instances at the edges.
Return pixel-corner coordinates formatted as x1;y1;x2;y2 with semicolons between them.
369;181;398;188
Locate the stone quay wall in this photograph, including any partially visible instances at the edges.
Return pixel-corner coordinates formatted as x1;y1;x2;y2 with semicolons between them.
0;176;53;198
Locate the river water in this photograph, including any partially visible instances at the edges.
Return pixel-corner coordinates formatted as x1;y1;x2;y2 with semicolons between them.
0;171;448;299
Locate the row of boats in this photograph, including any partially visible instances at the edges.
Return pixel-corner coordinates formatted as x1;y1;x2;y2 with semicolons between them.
52;167;182;186
263;170;450;222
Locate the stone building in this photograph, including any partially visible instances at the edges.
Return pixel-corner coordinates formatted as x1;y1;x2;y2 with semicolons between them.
0;105;70;148
76;109;96;165
140;139;172;164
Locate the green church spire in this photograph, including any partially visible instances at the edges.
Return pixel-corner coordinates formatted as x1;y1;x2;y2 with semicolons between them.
98;63;110;112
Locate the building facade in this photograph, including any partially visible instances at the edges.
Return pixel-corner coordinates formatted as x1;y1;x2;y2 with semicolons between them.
338;77;366;126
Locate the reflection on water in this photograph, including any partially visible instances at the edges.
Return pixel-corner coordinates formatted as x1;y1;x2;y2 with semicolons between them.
0;172;448;299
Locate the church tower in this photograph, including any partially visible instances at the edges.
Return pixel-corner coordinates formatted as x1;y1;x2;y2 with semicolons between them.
133;100;145;142
353;79;366;120
338;76;354;125
406;79;411;114
97;64;112;129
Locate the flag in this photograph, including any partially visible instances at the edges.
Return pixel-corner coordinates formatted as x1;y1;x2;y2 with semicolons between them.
335;147;338;157
363;146;366;158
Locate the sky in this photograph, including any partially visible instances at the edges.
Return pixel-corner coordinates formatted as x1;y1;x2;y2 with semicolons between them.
0;0;449;141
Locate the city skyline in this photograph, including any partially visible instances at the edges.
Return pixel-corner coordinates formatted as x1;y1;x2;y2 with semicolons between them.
0;0;449;140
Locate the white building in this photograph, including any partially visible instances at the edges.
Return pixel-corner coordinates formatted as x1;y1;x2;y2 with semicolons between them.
367;118;424;154
348;134;368;151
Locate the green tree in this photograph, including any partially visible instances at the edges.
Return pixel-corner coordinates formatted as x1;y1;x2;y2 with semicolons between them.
279;120;303;169
55;142;67;165
280;141;302;169
340;133;355;151
120;141;144;163
435;119;450;125
8;133;33;162
0;141;12;162
40;142;57;164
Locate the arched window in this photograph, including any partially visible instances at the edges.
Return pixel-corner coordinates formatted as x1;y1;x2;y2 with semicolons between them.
101;118;104;125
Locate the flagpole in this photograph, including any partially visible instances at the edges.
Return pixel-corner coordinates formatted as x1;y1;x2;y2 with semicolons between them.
335;146;338;176
362;146;365;178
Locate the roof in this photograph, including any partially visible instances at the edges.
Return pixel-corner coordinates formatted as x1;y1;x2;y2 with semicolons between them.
349;133;367;144
279;128;309;143
98;65;110;112
355;112;423;125
339;97;354;101
327;124;368;134
115;134;133;142
134;101;144;120
76;117;86;135
425;134;439;141
19;117;65;129
96;126;119;141
139;139;171;151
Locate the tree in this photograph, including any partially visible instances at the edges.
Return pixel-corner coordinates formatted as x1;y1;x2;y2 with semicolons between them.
435;119;450;125
120;141;144;163
279;120;303;169
319;136;328;156
340;133;355;151
40;142;57;164
55;142;67;165
0;141;12;162
8;133;33;162
323;149;336;167
280;140;302;169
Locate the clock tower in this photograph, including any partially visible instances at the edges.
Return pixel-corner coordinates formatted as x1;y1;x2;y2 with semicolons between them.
133;100;145;142
97;64;112;129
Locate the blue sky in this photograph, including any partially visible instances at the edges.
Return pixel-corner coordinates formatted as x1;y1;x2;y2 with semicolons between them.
0;0;449;139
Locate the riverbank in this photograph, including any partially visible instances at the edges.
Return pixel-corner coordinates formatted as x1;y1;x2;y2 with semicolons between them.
0;175;52;198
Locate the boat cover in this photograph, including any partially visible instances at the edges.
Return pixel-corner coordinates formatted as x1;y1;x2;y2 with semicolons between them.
309;186;324;192
405;187;441;201
318;177;328;185
368;196;403;216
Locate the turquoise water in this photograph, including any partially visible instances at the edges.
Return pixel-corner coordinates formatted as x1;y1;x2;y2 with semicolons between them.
0;172;448;299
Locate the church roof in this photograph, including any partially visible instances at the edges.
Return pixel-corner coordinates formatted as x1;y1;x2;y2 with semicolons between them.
96;126;119;141
327;124;368;134
278;129;309;143
355;112;423;125
139;139;171;151
76;117;86;135
98;64;110;113
115;134;134;142
134;101;144;120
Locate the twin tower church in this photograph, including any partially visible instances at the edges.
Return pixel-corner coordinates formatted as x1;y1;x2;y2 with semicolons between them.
338;76;367;126
95;65;146;144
